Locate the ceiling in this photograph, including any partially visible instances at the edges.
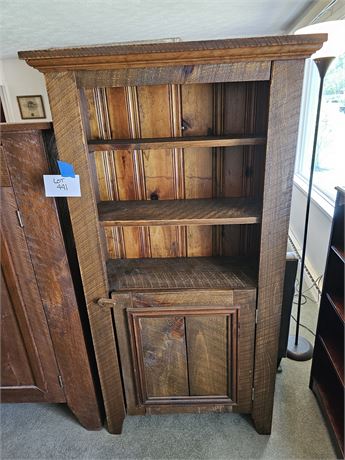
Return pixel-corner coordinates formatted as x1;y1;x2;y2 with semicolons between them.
0;0;316;59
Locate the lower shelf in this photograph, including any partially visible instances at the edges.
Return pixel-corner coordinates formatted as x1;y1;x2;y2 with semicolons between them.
311;378;344;458
107;256;258;292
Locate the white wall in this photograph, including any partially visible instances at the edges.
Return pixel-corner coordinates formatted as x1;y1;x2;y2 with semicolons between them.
289;183;332;290
0;58;51;122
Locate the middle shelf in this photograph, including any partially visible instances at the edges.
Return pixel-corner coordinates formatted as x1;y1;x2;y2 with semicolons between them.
98;197;261;227
88;134;267;152
107;256;258;292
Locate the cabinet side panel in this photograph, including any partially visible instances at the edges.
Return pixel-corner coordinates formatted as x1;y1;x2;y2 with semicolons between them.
252;59;305;434
45;71;125;433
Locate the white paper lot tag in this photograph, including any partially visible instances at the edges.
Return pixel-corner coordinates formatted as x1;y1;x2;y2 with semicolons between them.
43;175;81;197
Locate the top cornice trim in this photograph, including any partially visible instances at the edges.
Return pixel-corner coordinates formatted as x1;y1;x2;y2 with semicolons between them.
18;34;327;72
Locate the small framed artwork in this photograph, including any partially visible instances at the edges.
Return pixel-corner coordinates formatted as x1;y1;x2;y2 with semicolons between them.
17;95;46;119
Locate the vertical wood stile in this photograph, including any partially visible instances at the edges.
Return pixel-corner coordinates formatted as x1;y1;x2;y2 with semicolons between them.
252;60;305;433
44;71;126;433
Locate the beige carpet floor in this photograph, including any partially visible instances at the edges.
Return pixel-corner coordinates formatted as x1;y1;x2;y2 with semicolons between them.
0;291;336;459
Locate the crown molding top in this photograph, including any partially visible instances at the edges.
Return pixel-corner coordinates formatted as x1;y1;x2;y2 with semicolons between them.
18;34;327;72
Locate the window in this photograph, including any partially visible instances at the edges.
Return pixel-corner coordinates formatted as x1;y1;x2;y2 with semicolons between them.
295;53;345;204
294;20;345;208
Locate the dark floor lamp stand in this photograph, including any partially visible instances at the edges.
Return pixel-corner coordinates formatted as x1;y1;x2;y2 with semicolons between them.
287;56;334;361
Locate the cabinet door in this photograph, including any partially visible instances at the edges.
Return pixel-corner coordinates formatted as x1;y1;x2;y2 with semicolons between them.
112;290;256;414
1;187;65;402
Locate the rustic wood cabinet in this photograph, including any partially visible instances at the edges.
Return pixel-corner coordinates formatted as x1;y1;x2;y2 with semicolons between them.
19;34;325;434
0;123;101;430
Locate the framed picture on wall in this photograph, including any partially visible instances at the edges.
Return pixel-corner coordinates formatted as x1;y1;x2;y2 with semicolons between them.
17;95;46;119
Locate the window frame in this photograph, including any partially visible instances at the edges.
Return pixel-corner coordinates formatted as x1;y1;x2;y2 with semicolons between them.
294;58;337;218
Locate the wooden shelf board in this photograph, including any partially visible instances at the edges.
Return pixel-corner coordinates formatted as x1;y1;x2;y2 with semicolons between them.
98;198;261;227
318;336;344;387
107;256;258;292
88;135;266;151
331;245;345;264
311;379;344;458
326;292;344;323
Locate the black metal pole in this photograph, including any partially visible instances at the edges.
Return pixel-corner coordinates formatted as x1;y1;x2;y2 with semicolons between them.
295;68;325;345
288;56;334;361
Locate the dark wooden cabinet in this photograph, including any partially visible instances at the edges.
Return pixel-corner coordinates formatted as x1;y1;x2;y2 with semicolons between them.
310;186;344;458
1;191;64;403
19;34;326;434
0;123;101;430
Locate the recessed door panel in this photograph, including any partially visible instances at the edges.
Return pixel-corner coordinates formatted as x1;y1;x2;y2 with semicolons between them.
139;316;189;398
127;306;239;406
186;316;230;397
112;290;255;414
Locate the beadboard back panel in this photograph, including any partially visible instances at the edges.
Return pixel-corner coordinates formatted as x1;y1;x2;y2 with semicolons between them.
82;81;269;259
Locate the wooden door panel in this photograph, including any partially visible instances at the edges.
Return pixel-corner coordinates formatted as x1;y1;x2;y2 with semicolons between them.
128;307;237;405
113;290;256;413
1;269;34;386
138;316;189;398
186;316;229;396
0;188;64;402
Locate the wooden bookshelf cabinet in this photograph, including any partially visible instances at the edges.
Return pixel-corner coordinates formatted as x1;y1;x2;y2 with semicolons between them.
310;186;344;458
20;34;325;434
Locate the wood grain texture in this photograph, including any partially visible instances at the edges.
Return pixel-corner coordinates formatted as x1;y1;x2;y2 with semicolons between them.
310;187;344;458
186;316;229;396
233;289;256;412
220;81;268;258
182;83;213;256
30;35;318;433
0;146;11;186
19;34;326;71
85;80;267;260
1;253;36;386
128;307;238;405
107;257;257;291
45;71;125;433
137;84;179;257
252;59;305;434
89;135;266;151
83;87;143;259
98;198;261;227
76;62;271;88
111;293;145;415
0;122;51;132
109;290;255;412
134;316;189;399
1;190;64;403
1;127;101;429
